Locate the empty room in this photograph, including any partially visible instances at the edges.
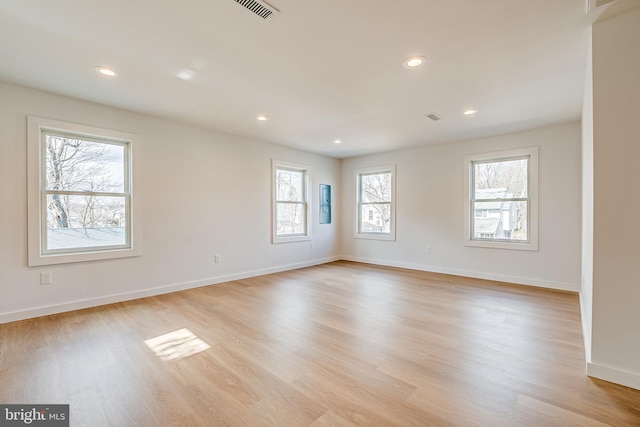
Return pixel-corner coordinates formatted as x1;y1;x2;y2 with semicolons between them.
1;0;639;425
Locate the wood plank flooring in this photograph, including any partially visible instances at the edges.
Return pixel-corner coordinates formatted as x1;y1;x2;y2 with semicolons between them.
1;261;639;426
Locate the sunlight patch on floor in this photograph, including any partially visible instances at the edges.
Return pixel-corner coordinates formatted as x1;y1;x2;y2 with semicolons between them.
144;328;210;361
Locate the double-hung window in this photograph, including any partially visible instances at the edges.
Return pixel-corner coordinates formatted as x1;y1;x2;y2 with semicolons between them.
27;117;141;265
355;165;396;240
464;147;538;250
272;160;310;243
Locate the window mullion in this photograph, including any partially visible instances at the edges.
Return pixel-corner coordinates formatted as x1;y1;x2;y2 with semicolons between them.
472;198;529;203
45;190;128;198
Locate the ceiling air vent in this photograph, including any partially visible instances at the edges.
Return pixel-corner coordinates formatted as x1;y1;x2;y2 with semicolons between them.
233;0;279;20
425;113;443;122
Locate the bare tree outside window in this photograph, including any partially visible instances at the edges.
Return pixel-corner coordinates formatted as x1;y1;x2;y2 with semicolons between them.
43;133;129;251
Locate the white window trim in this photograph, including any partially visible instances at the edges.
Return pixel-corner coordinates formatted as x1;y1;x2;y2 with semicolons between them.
354;164;396;241
27;116;142;266
272;159;311;244
463;147;538;251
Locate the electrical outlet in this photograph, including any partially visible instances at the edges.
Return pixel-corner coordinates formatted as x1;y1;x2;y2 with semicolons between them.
310;243;314;250
426;246;432;255
214;254;221;263
40;272;52;285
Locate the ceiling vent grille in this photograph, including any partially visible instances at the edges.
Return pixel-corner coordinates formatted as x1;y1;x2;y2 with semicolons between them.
425;113;443;122
233;0;279;20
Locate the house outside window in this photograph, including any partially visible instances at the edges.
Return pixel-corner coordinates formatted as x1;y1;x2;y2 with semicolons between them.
272;160;310;243
464;147;538;251
355;165;396;241
27;116;141;266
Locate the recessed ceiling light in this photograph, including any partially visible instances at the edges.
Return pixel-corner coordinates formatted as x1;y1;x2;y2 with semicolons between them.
403;56;427;68
256;115;268;121
95;66;118;77
463;109;478;116
177;69;195;81
333;139;342;144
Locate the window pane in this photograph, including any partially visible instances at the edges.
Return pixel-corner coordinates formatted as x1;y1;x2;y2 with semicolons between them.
359;203;391;233
276;202;305;235
472;200;527;241
360;172;392;203
46;194;127;251
276;169;304;202
474;158;527;199
45;134;125;193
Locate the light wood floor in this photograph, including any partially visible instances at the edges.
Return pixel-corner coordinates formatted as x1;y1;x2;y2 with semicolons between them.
1;261;639;426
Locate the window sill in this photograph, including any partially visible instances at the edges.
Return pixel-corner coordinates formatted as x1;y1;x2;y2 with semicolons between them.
354;233;396;241
272;235;311;244
28;246;142;266
464;239;538;251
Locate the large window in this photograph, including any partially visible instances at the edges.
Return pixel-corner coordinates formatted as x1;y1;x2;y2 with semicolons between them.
464;147;538;250
355;165;395;240
28;117;141;265
272;160;310;243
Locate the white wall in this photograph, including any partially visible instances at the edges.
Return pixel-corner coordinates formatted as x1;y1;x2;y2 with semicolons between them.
341;123;582;291
589;7;640;390
0;82;341;323
581;31;594;365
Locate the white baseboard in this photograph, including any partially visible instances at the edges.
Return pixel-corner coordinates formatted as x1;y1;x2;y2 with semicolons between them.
587;362;640;391
340;255;579;292
9;256;636;392
0;255;578;324
578;291;593;365
0;256;340;325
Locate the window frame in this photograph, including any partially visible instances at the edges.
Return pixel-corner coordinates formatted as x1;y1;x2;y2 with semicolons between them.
464;147;538;251
354;165;396;241
27;116;142;266
272;159;311;244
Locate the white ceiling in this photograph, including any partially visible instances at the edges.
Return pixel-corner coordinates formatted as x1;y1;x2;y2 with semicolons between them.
0;0;610;158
